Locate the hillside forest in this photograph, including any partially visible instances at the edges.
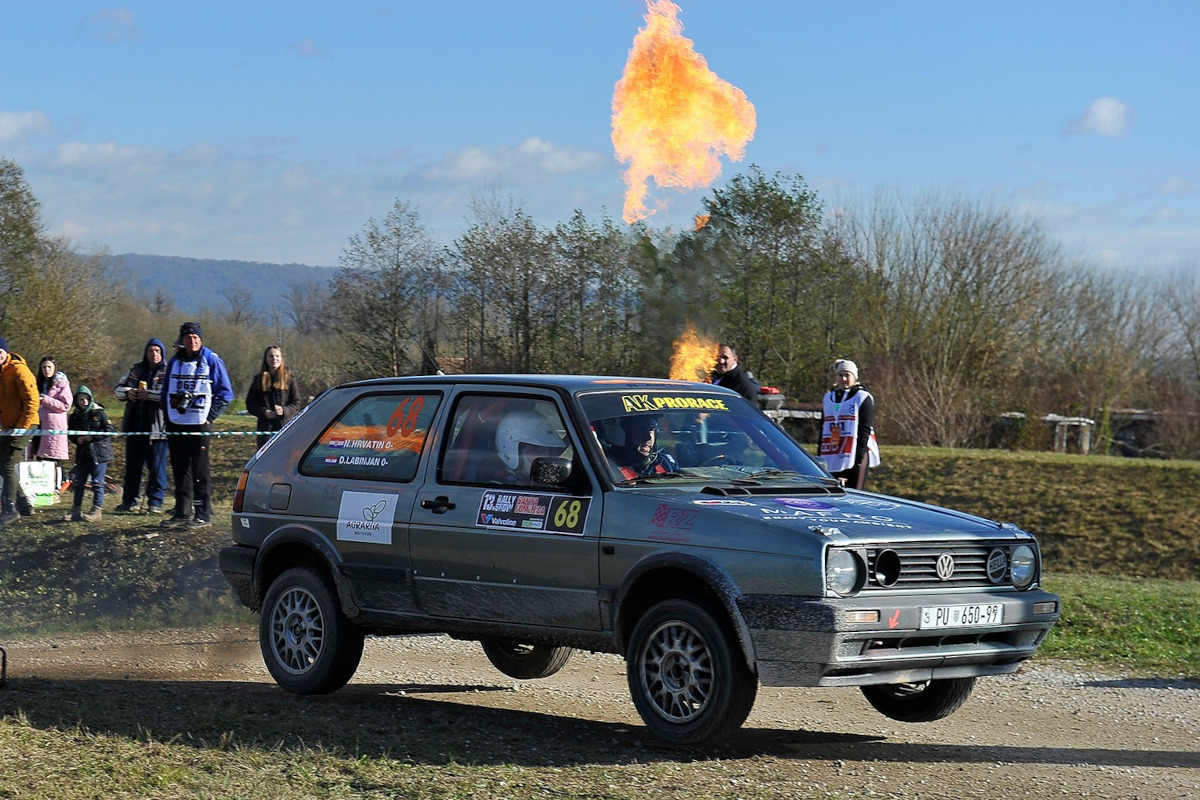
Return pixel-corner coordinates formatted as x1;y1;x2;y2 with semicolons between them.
3;157;1199;458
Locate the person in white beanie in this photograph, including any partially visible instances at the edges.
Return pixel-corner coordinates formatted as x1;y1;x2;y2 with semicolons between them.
818;358;880;489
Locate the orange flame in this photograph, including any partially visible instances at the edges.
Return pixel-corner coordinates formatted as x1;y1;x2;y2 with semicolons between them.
694;214;710;232
669;324;718;383
612;0;756;224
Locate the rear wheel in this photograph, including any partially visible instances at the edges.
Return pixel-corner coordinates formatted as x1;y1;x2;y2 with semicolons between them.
626;598;757;746
259;566;364;695
861;677;976;722
481;639;574;679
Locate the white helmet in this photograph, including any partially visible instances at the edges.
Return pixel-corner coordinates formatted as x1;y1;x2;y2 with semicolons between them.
495;409;564;469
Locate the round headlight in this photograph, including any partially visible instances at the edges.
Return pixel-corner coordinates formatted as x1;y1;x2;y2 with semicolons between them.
826;549;861;596
1010;544;1036;589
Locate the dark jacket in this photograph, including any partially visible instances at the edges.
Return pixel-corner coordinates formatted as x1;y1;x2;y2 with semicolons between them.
68;385;114;464
245;371;303;433
114;338;168;435
711;364;760;402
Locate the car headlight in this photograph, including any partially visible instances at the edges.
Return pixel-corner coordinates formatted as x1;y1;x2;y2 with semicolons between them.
826;549;863;597
1010;544;1037;589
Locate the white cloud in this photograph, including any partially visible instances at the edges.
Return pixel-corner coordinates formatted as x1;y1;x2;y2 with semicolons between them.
1156;176;1195;197
1065;97;1133;137
421;138;603;183
0;111;51;144
81;8;144;44
288;38;333;59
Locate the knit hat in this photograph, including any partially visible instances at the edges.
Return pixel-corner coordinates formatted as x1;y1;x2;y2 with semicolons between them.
0;337;8;352
179;321;202;339
834;359;859;379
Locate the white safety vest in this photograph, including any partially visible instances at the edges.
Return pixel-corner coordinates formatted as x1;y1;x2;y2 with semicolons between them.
819;388;880;473
165;357;214;426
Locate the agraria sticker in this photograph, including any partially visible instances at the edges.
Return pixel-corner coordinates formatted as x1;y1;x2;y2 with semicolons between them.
336;490;397;545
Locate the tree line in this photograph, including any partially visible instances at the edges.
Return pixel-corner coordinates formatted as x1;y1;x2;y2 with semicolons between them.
3;158;1198;458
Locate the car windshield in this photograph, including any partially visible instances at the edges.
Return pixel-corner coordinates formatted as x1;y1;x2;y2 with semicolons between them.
578;388;829;485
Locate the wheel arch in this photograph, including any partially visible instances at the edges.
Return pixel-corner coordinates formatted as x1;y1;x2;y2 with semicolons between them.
613;552;758;676
251;525;360;618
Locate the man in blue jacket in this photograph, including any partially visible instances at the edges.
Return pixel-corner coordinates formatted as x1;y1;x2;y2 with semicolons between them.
159;322;233;529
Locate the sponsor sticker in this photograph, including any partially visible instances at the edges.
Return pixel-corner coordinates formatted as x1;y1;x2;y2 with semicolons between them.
620;394;730;413
336;491;396;545
692;499;755;506
774;498;834;510
477;490;590;536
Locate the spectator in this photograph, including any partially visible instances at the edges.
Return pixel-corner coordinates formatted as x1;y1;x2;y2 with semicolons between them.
711;343;760;402
66;385;114;522
34;356;72;489
0;337;40;525
245;345;302;450
160;322;233;529
608;415;679;479
818;358;880;490
113;338;169;513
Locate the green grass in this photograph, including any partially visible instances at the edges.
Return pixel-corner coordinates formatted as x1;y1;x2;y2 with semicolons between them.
1039;574;1200;675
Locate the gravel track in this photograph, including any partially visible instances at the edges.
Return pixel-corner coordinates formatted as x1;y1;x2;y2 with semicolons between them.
5;627;1198;799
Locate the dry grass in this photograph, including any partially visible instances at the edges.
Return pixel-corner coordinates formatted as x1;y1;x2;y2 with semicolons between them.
870;446;1200;581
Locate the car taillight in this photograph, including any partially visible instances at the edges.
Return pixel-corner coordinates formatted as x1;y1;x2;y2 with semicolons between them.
232;470;249;512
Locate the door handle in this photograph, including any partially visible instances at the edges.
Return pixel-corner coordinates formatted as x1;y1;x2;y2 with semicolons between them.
420;496;456;514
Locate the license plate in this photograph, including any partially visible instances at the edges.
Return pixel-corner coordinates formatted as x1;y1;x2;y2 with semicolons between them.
919;603;1003;629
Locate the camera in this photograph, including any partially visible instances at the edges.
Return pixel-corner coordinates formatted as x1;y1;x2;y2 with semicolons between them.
170;390;196;414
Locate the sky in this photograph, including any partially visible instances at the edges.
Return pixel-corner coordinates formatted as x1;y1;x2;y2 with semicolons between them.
2;1;1198;274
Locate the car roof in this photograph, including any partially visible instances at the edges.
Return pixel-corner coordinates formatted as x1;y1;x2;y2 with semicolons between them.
338;374;741;395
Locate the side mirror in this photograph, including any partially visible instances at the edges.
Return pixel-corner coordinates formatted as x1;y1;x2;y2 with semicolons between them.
530;456;572;486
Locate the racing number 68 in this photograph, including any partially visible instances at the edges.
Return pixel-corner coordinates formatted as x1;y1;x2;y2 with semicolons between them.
554;499;581;530
387;396;425;438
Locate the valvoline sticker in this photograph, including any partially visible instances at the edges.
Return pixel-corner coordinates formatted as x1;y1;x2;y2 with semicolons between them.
774;498;835;510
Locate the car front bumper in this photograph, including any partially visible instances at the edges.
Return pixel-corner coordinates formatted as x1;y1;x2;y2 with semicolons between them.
738;589;1061;687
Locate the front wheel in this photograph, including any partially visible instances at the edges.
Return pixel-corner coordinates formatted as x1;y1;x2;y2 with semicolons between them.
259;566;364;695
626;598;757;746
481;640;573;679
860;677;976;722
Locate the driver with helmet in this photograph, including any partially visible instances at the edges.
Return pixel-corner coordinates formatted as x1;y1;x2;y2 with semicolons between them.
609;415;679;480
494;408;566;484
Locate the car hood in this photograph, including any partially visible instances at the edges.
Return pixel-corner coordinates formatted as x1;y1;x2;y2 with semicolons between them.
620;486;1024;546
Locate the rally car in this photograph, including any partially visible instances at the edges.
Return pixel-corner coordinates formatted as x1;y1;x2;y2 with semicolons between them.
219;375;1060;745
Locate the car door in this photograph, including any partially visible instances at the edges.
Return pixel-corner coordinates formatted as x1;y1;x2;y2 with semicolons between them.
294;387;444;616
410;388;604;630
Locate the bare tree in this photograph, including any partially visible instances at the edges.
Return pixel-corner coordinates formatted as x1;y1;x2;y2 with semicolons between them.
331;200;444;378
836;191;1066;446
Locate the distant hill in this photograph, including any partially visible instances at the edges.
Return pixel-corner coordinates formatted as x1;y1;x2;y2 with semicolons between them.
105;254;337;316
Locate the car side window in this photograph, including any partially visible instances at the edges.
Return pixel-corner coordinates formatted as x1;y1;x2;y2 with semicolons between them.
300;392;441;482
440;394;573;487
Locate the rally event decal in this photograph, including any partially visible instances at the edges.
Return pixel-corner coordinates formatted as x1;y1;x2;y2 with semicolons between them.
336;490;397;545
477;491;590;536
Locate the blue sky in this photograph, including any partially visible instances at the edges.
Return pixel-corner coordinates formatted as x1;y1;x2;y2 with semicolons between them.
2;1;1197;273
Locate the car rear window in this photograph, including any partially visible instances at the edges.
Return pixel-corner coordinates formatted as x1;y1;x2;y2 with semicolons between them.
300;391;442;482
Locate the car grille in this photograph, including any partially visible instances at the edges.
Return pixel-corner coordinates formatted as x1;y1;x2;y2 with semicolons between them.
860;541;1022;591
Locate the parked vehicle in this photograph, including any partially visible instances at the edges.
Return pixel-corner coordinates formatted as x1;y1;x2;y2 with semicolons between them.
220;375;1060;745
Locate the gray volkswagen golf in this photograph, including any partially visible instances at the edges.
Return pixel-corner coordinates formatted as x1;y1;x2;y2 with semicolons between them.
219;375;1060;745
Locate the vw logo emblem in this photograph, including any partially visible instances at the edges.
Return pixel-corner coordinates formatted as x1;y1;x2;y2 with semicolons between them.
935;553;956;581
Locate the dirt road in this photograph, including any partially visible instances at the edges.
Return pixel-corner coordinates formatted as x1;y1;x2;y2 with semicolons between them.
4;627;1197;799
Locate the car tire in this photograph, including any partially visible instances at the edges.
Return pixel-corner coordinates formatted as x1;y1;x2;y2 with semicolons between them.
259;566;365;695
626;598;757;746
860;677;977;723
480;639;574;680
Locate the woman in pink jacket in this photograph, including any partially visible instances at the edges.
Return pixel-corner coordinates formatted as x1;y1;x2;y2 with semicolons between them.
35;355;73;462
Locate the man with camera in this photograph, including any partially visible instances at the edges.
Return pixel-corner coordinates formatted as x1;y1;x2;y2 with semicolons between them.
159;321;233;529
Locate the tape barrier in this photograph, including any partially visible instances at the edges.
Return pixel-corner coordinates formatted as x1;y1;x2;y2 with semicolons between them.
0;429;273;437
